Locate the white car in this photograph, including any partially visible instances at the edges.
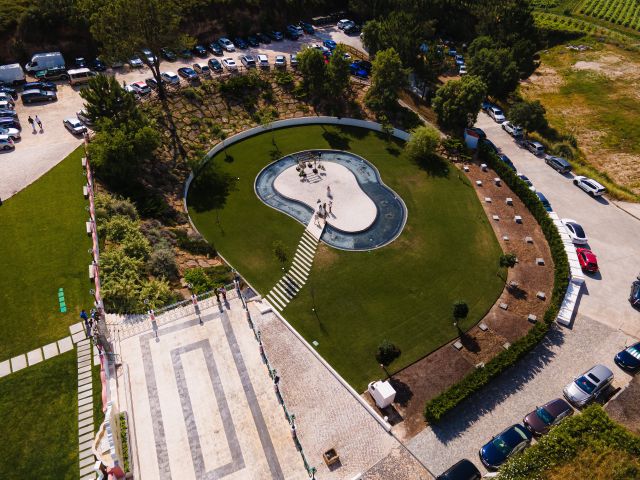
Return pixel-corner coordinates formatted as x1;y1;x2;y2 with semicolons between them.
218;37;235;52
0;100;14;110
76;110;93;126
311;43;330;54
337;19;355;30
489;106;506;123
129;57;143;68
517;173;535;192
274;55;286;69
0;126;20;140
192;63;211;76
257;54;269;69
573;176;606;197
63;117;87;135
222;58;237;71
458;65;467;75
140;48;156;65
502;121;523;137
0;93;15;105
130;81;151;95
561;219;588;245
161;71;180;85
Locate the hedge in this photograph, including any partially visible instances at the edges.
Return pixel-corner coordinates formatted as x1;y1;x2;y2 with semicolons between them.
498;405;640;479
423;146;570;423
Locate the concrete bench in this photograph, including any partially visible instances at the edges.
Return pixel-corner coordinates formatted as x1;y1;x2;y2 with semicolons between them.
85;221;92;236
89;264;95;280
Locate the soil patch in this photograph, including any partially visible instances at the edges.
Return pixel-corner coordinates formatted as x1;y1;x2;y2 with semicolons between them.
605;374;640;435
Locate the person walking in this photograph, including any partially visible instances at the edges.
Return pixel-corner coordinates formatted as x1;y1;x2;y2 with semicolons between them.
327;185;331;198
35;115;43;131
27;116;35;133
215;288;221;303
328;201;333;215
220;286;227;303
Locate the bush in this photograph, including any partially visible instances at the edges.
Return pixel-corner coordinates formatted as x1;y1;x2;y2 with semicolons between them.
101;215;139;243
203;265;234;285
139;278;176;310
453;301;469;320
119;413;130;473
147;247;179;280
120;229;151;261
95;193;138;221
173;229;216;256
183;267;215;294
375;340;401;366
423;144;569;423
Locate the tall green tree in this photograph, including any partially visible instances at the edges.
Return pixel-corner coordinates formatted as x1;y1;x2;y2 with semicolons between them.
365;48;407;115
432;75;487;132
405;125;441;163
509;100;548;136
84;0;189;100
468;47;520;99
80;74;141;129
327;45;352;100
297;47;327;98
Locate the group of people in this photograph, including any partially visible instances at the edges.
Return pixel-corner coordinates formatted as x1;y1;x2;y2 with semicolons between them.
27;115;43;133
314;185;334;226
80;309;96;337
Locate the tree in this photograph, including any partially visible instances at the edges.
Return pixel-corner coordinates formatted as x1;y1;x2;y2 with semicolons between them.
453;301;469;321
84;0;188;100
468;47;520;99
80;74;141;129
365;48;407;114
375;340;401;366
184;268;215;294
405;125;441;164
297;47;327;98
508;100;548;136
500;253;518;269
327;45;352;101
433;75;487;132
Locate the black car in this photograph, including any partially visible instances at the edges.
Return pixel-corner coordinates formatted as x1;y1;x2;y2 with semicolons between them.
90;58;107;72
23;81;57;92
21;89;57;104
208;42;223;56
479;424;532;470
344;23;361;35
192;45;208;58
0;108;17;118
299;21;314;34
256;32;271;44
145;77;161;90
0;86;18;99
75;57;87;68
285;25;301;40
247;35;260;47
233;37;248;49
615;341;640;372
179;49;194;59
436;459;481;480
269;30;284;41
160;48;177;61
35;67;69;81
208;58;223;73
630;278;640;308
177;67;198;81
0;117;20;130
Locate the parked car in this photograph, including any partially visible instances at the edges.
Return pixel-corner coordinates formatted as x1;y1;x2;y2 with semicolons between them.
130;81;151;95
160;48;177;61
561;219;588;244
0;117;20;130
141;48;156;65
257;54;269;69
0;126;20;140
285;25;301;40
576;247;598;273
545;155;572;173
160;71;180;85
274;55;286;69
208;42;223;56
190;45;206;58
344;23;361;35
240;55;256;68
535;191;552;212
233;37;248;49
350;61;368;77
469;127;486;139
89;58;107;71
517;173;535;192
323;39;337;51
256;32;272;44
0;135;15;151
247;35;260;47
0;86;17;98
481;138;499;154
129;56;143;68
0;100;13;110
479;424;532;470
207;58;223;73
23;81;57;92
299;21;314;34
63;117;87;135
488;106;506;123
35;66;69;81
455;54;465;65
436;459;481;480
614;341;640;372
268;30;284;41
458;65;467;75
481;99;492;111
192;63;211;76
502;121;523;137
75;57;87;68
222;58;237;71
76;109;93;126
290;54;299;68
573;176;606;197
0;108;17;118
218;37;236;52
524;140;545;156
563;364;614;407
21;89;56;104
179;49;194;59
631;277;640;308
337;19;355;30
523;398;573;436
145;77;161;90
498;154;516;171
178;67;198;81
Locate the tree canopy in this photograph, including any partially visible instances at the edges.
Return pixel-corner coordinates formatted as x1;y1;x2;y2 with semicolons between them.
468;47;520;99
509;99;548;135
432;75;487;132
80;74;141;129
365;47;408;115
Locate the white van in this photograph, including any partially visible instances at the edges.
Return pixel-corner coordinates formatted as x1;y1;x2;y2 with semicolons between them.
0;64;25;85
67;68;94;85
25;52;66;73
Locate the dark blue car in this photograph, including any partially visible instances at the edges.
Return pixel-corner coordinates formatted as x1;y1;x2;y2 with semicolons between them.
479;424;532;470
177;67;198;81
615;341;640;372
498;154;516;171
536;191;552;212
630;279;640;308
323;39;337;50
23;81;57;92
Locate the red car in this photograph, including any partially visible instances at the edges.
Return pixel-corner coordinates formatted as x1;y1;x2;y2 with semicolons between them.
577;247;598;273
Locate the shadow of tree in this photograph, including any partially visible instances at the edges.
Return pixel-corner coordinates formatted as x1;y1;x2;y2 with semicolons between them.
431;325;566;443
188;164;238;213
413;154;450;177
322;130;351;150
459;331;481;353
507;284;528;300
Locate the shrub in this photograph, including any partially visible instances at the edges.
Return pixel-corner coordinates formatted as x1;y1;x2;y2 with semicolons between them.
182;87;203;103
375;340;401;366
183;267;215;294
274;70;294;86
121;229;151;261
147;247;179;280
139;278;175;309
95;193;138;221
203;265;234;285
452;301;469;320
102;215;139;243
119;413;130;473
500;253;518;268
173;229;216;256
423;144;569;423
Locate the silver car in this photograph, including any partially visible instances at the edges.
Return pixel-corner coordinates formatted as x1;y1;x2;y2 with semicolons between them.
563;364;613;407
63;117;87;135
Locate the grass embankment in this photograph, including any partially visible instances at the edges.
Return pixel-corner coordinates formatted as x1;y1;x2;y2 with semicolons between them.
188;125;504;391
0;147;93;358
0;351;78;479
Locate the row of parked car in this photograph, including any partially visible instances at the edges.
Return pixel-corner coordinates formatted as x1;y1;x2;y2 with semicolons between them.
438;343;640;479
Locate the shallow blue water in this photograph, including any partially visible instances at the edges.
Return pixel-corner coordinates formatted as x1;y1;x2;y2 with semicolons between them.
254;150;407;251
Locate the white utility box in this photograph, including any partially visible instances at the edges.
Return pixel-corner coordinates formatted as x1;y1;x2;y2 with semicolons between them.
368;380;396;409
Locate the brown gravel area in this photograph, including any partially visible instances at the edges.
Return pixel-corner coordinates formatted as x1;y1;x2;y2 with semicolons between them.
605;374;640;435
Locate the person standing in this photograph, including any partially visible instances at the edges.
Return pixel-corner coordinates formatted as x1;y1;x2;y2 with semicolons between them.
328;201;333;215
35;115;43;131
27;116;35;133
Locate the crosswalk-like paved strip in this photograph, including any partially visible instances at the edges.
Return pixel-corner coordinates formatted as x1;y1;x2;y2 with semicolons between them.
265;227;320;311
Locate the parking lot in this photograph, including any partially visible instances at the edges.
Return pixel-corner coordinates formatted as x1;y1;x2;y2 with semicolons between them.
0;26;365;202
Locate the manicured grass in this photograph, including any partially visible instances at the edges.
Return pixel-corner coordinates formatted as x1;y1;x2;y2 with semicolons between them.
93;363;104;429
0;147;93;358
189;125;504;391
0;351;78;479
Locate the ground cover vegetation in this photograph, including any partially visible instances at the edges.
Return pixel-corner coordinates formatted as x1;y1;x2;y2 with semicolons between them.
0;147;93;358
0;351;79;479
188;124;505;390
498;405;640;480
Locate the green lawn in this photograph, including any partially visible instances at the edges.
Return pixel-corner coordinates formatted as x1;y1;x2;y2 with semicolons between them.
0;351;78;479
189;125;504;390
0;147;93;358
93;363;104;427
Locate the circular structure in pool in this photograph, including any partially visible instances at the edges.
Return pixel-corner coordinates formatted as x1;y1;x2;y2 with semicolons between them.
254;150;407;251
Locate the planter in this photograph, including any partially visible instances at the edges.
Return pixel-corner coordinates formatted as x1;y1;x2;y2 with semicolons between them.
323;448;340;466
